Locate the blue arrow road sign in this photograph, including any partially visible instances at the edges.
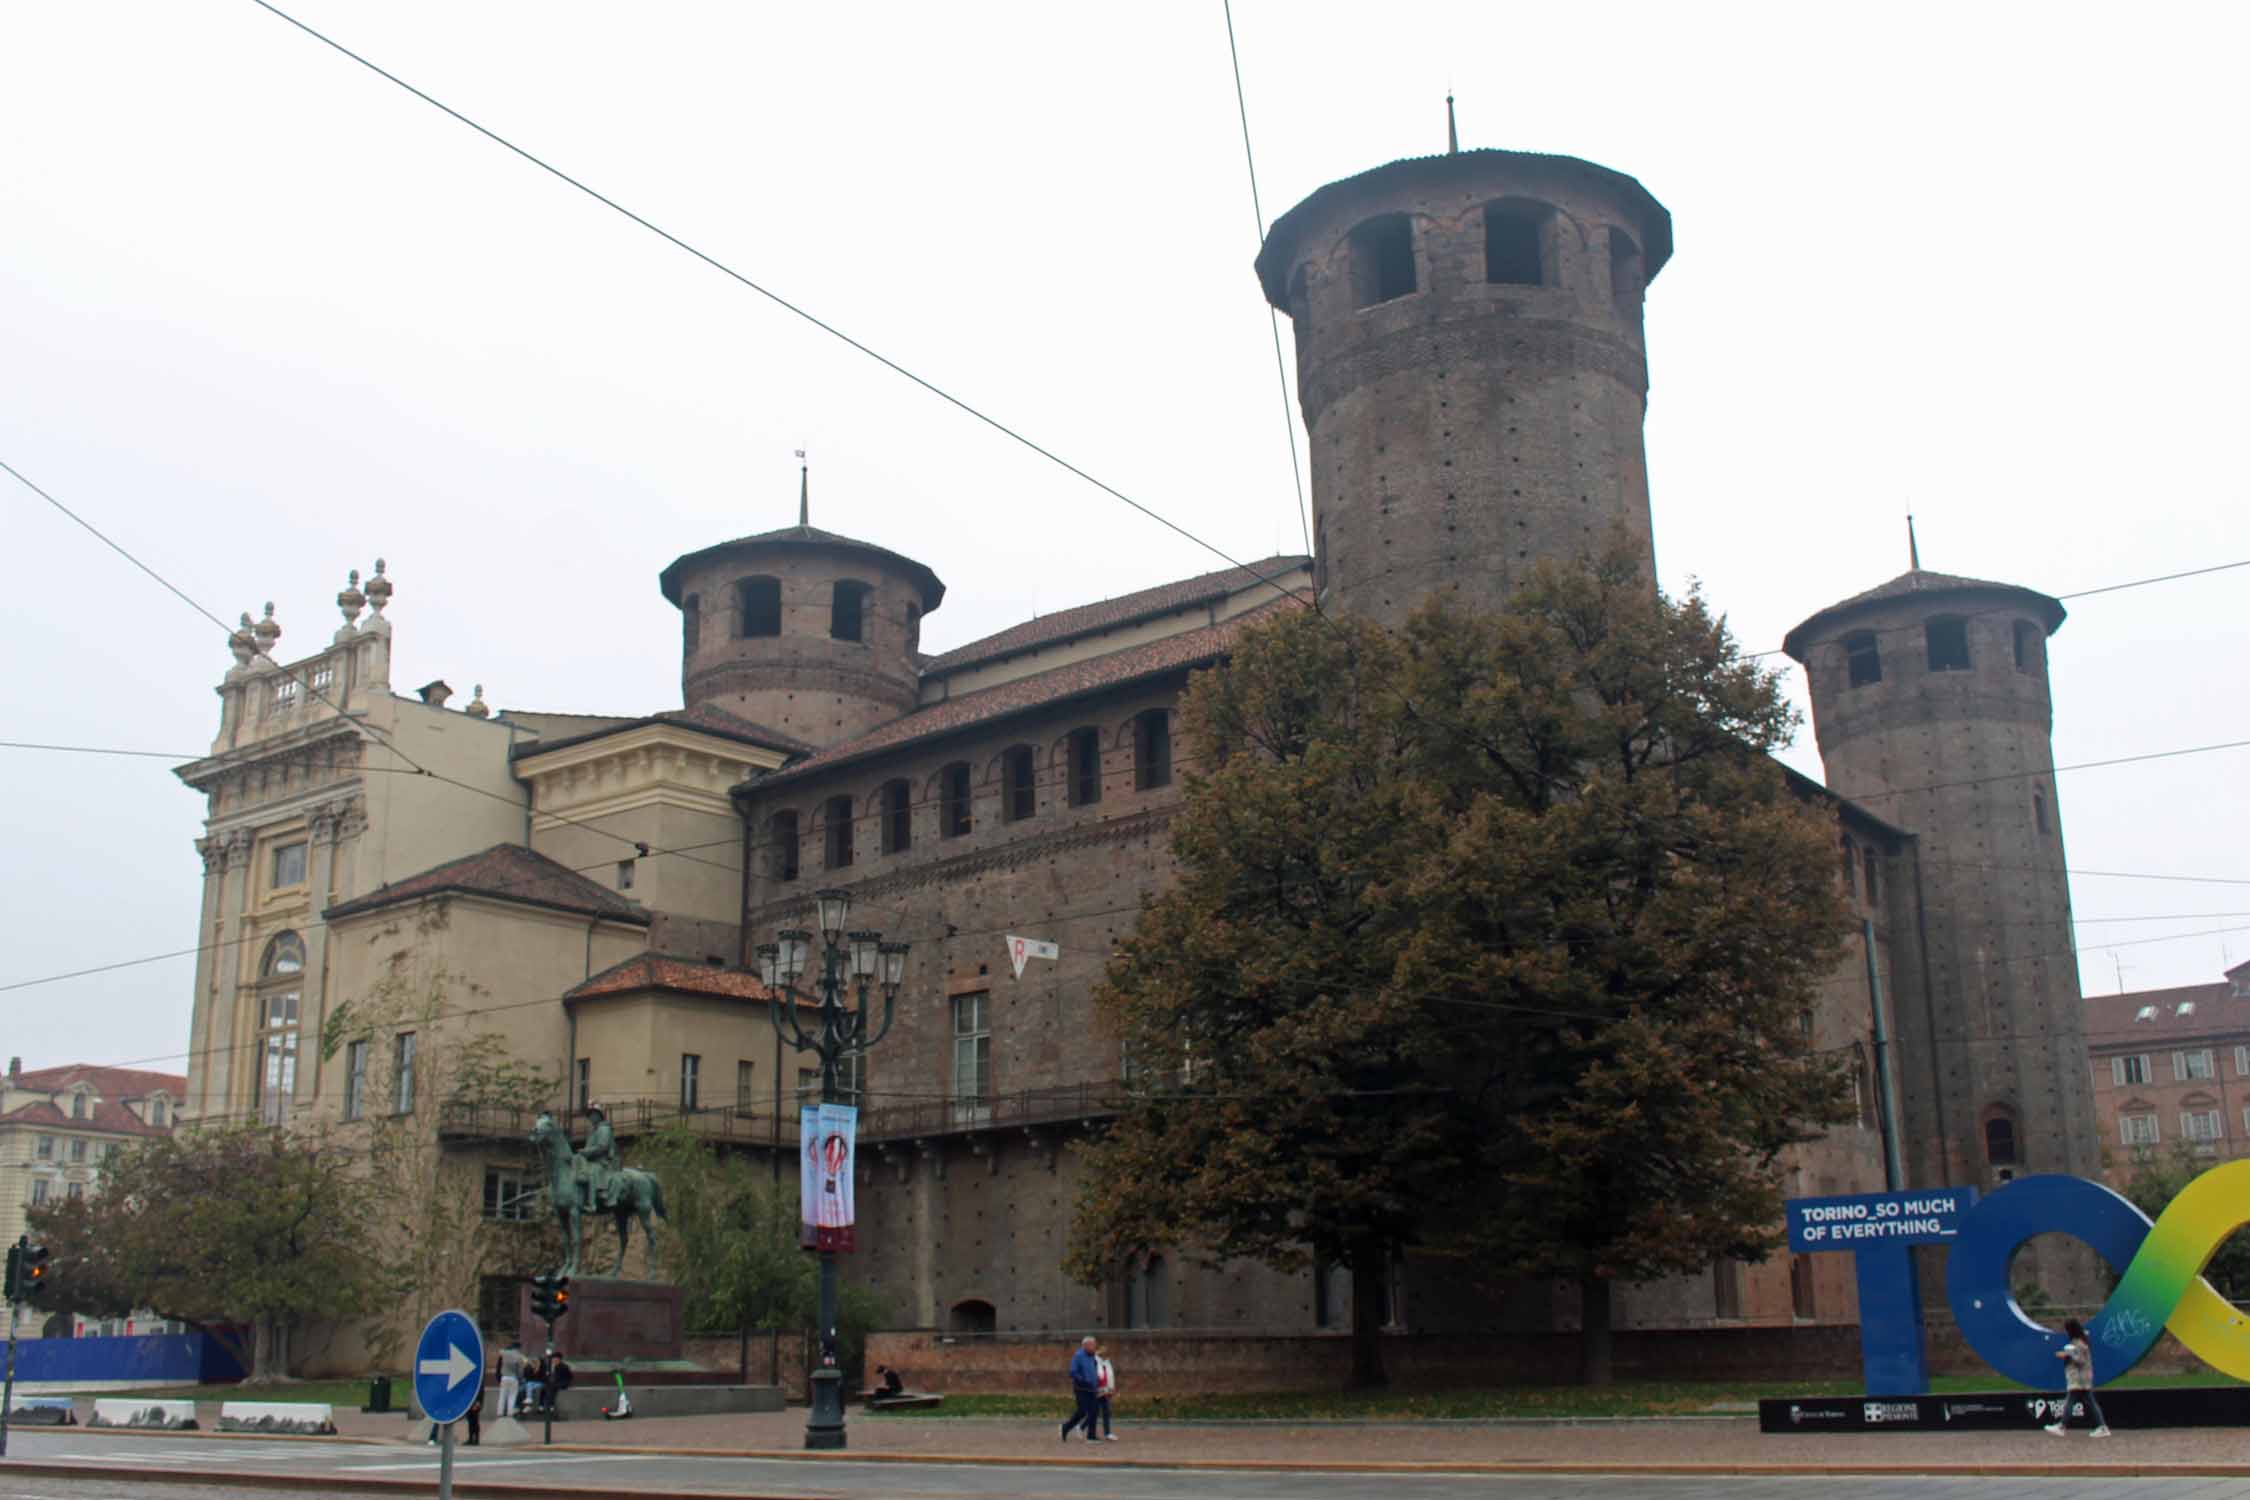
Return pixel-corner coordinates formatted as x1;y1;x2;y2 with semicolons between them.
413;1309;483;1426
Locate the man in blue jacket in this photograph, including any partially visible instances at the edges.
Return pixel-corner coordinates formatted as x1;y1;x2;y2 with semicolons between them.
1061;1336;1102;1442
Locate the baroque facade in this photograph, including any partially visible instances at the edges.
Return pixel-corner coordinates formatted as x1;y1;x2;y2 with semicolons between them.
171;142;2099;1369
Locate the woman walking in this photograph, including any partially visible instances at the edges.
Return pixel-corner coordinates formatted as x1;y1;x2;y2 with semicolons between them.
2044;1318;2111;1437
1095;1342;1119;1441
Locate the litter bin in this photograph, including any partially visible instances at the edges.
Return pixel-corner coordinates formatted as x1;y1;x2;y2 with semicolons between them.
363;1375;393;1414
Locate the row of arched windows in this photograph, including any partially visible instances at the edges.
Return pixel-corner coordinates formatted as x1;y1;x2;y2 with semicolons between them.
1331;200;1643;317
763;710;1173;880
682;578;890;651
1842;617;2045;688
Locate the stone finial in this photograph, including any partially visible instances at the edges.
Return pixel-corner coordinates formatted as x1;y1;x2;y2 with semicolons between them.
337;568;365;631
253;601;281;653
465;684;490;719
364;559;392;615
228;612;257;669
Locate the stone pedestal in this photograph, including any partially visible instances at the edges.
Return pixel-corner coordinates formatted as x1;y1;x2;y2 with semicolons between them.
519;1278;682;1362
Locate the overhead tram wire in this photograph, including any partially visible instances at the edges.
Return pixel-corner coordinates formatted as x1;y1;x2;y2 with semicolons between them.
1221;0;1313;563
246;0;1313;619
0;455;737;877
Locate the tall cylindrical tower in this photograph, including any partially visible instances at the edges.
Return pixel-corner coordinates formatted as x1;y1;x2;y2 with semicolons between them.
1256;148;1672;629
1784;569;2098;1209
660;518;944;750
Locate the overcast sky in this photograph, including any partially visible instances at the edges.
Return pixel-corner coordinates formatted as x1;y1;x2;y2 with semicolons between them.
4;2;2244;1075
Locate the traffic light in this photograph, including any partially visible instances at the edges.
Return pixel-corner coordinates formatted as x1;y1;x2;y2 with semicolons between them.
18;1244;50;1302
528;1274;571;1323
4;1241;19;1303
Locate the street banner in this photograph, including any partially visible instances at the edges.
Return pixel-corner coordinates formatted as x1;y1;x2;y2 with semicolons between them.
800;1102;858;1252
1006;934;1059;980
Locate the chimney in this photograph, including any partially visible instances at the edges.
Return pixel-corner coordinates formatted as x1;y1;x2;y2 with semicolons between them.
416;680;454;709
7;1057;18;1080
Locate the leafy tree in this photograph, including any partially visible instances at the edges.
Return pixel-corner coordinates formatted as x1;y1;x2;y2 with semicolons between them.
633;1123;886;1378
2120;1144;2250;1301
1066;549;1854;1385
30;1122;383;1381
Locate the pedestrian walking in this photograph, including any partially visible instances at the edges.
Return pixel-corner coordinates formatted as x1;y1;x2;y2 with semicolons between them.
497;1339;523;1419
1059;1336;1103;1443
1095;1341;1118;1441
464;1380;483;1446
2044;1317;2112;1437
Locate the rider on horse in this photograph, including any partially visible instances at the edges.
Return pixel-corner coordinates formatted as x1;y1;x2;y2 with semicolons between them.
581;1101;622;1212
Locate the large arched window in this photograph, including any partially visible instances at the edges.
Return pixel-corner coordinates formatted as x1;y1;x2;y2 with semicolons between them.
1134;709;1172;791
949;1298;997;1335
737;576;782;638
879;779;912;855
1984;1109;2019;1167
1348;214;1416;307
682;592;701;653
256;931;304;1125
1001;746;1037;823
1483;199;1553;286
1066;727;1102;807
1609;228;1645;322
938;762;972;839
822;795;855;870
2013;619;2040;674
769;811;800;883
831;580;871;642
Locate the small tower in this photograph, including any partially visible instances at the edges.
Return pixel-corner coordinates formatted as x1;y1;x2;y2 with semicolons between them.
659;479;944;749
1784;569;2099;1211
1257;147;1672;628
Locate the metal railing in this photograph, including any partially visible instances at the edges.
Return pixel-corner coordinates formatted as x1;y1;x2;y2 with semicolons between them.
437;1097;805;1148
859;1081;1129;1142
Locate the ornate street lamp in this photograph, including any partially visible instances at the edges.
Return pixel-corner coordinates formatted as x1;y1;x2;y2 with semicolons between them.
761;887;908;1450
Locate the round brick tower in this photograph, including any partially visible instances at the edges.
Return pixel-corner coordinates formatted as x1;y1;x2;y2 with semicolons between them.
1256;148;1673;628
1784;570;2099;1217
660;495;944;750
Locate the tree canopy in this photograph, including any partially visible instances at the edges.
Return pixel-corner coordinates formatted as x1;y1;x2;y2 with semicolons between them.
1065;550;1855;1383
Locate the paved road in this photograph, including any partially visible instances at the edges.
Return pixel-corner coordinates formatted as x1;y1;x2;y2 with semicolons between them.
8;1433;2250;1500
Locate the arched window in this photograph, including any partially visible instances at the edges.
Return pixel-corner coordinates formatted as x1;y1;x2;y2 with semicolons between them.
1984;1111;2019;1167
256;932;303;1126
2013;619;2039;674
769;811;800;883
149;1096;168;1127
738;576;781;638
1348;214;1416;307
1926;616;1971;672
906;602;922;655
1484;199;1553;286
879;779;912;855
822;795;855;869
2033;785;2050;835
1067;727;1102;807
682;592;701;654
831;580;871;642
1134;709;1172;791
70;1091;87;1120
261;932;305;978
1001;746;1037;823
949;1298;997;1335
1609;228;1645;321
939;763;972;839
1141;1254;1170;1329
1844;631;1882;688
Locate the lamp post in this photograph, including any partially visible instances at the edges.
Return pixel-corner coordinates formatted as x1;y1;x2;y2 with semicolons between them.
755;887;908;1452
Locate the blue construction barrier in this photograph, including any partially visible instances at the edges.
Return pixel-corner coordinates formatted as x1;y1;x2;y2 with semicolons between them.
11;1331;243;1385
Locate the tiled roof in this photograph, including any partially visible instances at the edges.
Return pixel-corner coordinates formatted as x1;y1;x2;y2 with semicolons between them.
2;1064;185;1137
922;556;1310;676
1783;569;2066;661
325;843;651;925
2084;981;2240;1044
751;595;1303;788
512;703;812;760
565;954;790;1004
658;523;945;610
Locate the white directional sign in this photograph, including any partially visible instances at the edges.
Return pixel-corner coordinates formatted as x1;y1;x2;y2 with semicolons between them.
412;1309;483;1426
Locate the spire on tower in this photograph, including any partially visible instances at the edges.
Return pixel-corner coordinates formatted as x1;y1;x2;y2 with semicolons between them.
1907;513;1921;571
1446;93;1459;155
795;449;808;528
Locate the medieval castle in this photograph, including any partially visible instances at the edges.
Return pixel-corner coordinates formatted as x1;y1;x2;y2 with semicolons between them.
174;140;2095;1365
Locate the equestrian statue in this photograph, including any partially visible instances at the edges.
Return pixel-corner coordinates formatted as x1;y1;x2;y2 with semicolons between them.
529;1103;666;1277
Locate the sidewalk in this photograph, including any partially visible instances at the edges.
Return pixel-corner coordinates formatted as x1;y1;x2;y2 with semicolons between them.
79;1398;2250;1475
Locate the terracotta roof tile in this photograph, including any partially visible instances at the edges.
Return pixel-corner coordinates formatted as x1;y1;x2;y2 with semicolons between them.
1783;568;2066;661
565;954;789;1004
924;556;1309;675
754;595;1303;788
325;843;651;925
512;704;812;760
659;523;944;609
2084;981;2238;1043
2;1065;184;1138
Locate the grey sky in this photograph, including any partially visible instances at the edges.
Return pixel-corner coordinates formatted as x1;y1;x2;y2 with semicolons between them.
3;2;2244;1074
